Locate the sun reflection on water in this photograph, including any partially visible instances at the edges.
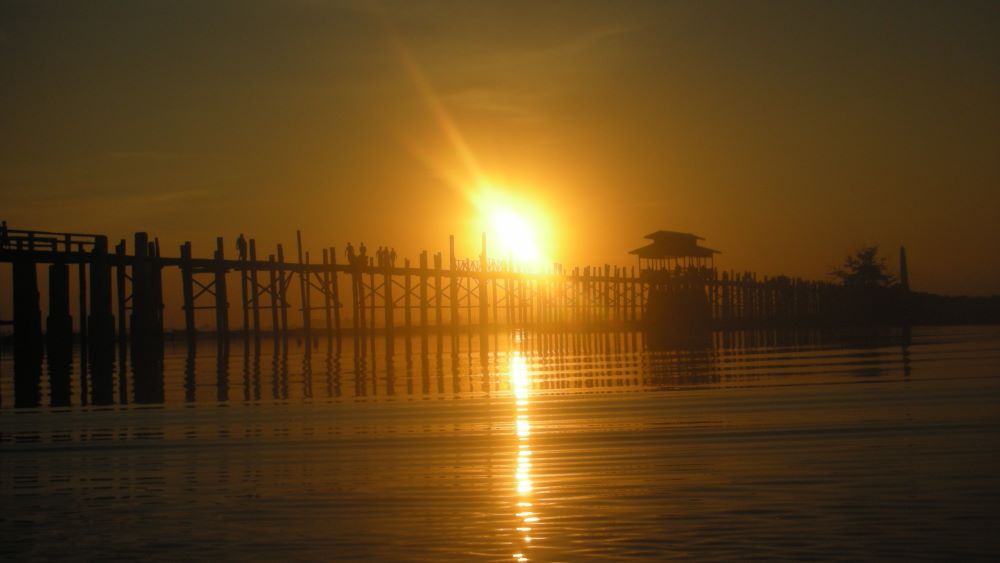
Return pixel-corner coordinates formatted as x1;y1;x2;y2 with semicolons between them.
510;346;536;561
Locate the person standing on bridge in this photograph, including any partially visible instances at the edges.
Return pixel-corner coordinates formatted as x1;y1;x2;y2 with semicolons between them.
236;234;247;260
346;242;356;266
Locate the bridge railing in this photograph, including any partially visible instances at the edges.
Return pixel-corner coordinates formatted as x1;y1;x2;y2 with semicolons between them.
0;227;103;253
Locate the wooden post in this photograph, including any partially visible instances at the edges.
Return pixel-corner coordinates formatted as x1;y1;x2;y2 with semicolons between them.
505;274;513;327
619;267;627;322
492;276;499;328
214;237;229;338
629;266;637;323
181;242;196;339
12;258;43;407
522;277;530;326
534;273;541;327
603;265;611;325
368;262;376;333
87;237;114;405
130;232;149;361
78;259;87;359
323;249;333;335
47;261;72;407
419;251;428;329
268;255;279;337
277;244;288;336
351;250;361;333
330;247;342;335
46;263;73;364
721;271;730;325
358;256;366;331
449;235;458;327
131;236;164;405
612;266;620;322
560;267;567;325
296;231;311;341
367;257;378;333
249;240;261;342
115;240;127;348
510;277;518;325
239;237;250;342
151;239;165;338
88;235;114;363
384;254;394;333
404;258;412;330
434;253;443;327
479;232;488;327
300;252;312;343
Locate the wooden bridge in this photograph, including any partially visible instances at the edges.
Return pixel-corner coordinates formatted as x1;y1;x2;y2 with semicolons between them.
1;225;844;352
0;224;863;407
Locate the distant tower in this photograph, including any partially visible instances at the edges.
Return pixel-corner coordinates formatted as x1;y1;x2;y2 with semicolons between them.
899;246;909;291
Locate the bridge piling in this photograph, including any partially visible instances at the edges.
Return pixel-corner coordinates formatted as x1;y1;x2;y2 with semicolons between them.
249;239;261;343
330;247;341;335
213;237;229;340
180;242;195;339
268;255;279;338
13;258;42;407
46;263;72;360
296;231;310;343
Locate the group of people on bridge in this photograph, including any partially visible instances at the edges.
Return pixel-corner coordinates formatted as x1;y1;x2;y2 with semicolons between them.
346;242;397;268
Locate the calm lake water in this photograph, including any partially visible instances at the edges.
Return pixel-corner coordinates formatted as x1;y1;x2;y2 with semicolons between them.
2;325;1000;560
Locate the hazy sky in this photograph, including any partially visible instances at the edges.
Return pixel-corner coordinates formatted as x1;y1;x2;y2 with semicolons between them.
2;0;998;295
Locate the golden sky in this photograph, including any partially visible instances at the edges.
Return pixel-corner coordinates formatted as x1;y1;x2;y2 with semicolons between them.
2;1;998;294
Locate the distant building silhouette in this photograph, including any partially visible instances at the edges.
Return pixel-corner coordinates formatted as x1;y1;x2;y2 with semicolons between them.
630;230;719;271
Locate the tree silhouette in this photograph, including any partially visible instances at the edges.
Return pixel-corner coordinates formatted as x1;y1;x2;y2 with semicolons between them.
830;245;896;288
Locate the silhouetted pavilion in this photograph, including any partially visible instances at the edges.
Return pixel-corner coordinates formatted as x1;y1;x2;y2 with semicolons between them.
630;231;719;270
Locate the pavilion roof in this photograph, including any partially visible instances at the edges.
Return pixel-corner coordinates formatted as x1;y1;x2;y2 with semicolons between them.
643;230;705;241
629;243;719;259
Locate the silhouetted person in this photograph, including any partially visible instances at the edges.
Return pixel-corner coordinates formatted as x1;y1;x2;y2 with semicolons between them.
0;220;7;249
390;248;397;267
346;242;356;266
359;242;367;264
236;234;247;260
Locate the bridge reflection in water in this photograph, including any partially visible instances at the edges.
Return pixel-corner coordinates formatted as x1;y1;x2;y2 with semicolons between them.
0;327;919;409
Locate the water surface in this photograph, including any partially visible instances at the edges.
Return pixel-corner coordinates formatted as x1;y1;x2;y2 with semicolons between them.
2;326;999;560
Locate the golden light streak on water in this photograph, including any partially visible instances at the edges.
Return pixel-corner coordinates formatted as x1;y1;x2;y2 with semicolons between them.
510;345;537;561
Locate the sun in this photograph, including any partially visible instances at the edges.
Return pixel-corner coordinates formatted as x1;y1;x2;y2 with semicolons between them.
488;207;541;264
472;186;552;271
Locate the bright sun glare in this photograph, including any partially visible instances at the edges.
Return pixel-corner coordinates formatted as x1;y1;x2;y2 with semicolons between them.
473;186;552;271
